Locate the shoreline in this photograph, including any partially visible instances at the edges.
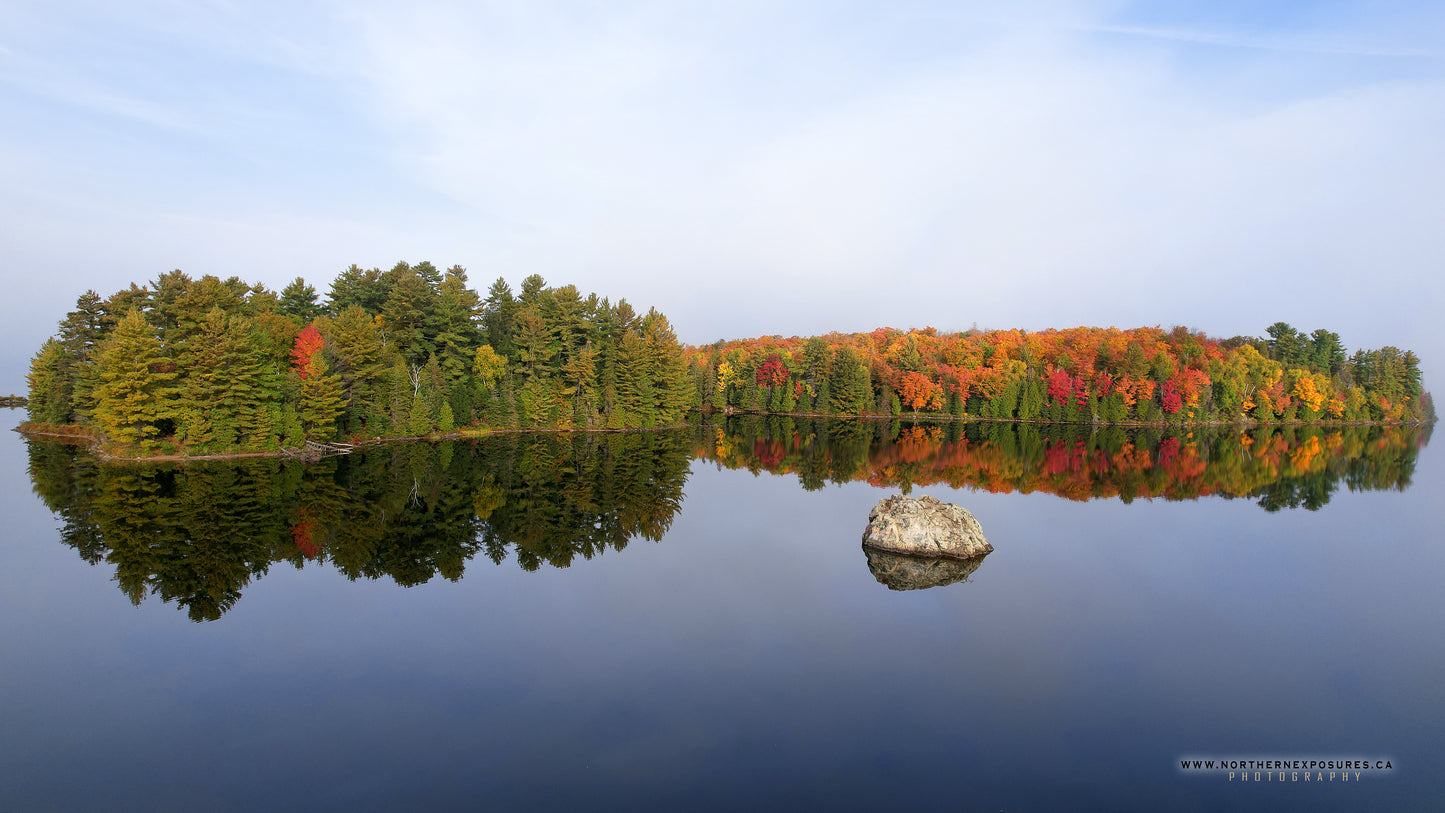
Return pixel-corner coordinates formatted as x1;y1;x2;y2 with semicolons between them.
698;408;1432;430
13;421;692;464
15;411;1431;465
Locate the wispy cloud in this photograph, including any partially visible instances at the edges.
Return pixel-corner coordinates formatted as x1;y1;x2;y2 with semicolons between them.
1077;22;1445;59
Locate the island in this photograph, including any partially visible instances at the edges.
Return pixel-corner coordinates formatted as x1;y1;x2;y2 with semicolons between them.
20;262;1434;460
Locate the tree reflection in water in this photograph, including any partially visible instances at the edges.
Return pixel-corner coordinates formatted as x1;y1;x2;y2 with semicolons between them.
27;431;690;621
26;417;1428;619
693;416;1430;510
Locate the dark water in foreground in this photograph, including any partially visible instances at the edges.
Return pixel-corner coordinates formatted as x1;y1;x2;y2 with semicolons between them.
2;415;1441;811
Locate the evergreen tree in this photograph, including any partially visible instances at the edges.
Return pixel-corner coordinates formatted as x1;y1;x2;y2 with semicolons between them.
383;267;437;364
176;309;235;449
326;306;391;424
226;314;279;448
482;277;517;358
297;354;346;441
434;265;483;382
408;392;434;436
26;339;73;424
93;311;180;447
328;265;390;314
642;309;691;425
279;277;323;322
828;346;871;414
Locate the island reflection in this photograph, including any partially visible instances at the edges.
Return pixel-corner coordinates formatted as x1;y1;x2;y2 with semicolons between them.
27;431;690;621
692;416;1429;511
26;417;1429;620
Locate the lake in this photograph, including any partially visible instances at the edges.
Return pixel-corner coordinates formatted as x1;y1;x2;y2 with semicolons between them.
2;412;1441;811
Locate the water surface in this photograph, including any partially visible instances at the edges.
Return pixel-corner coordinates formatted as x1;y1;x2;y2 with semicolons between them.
2;415;1440;810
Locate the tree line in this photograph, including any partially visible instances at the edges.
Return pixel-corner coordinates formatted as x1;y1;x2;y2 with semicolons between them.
26;263;695;453
687;322;1431;425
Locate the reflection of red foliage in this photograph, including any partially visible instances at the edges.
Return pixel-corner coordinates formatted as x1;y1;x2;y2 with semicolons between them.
1157;436;1180;467
292;514;321;559
752;438;786;469
696;421;1410;506
1044;439;1087;475
291;324;324;379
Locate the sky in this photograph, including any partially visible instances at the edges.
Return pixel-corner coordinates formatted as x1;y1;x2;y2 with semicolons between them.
2;0;1443;392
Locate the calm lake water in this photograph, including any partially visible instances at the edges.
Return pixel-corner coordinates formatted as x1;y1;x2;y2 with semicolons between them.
2;412;1441;811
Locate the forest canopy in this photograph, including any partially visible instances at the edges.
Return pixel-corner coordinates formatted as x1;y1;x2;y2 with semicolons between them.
26;263;695;453
685;322;1431;425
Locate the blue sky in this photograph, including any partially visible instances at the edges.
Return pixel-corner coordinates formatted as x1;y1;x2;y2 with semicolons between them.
3;1;1443;391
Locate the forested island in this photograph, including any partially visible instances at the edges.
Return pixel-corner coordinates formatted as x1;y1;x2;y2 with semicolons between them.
20;263;1433;459
24;264;695;456
689;324;1432;425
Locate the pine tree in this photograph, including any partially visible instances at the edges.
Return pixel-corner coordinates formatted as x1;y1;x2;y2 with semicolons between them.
404;391;429;435
383;268;437;364
434;266;482;382
615;329;655;427
828;346;871;414
93;311;180;448
225;314;279;448
177;309;234;450
641;309;691;425
279;277;323;322
297;354;346;441
26;339;73;424
56;290;110;420
327;305;390;426
328;265;389;315
482;277;517;358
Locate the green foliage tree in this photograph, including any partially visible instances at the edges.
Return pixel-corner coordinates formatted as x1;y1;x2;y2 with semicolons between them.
92;311;180;448
26;339;73;424
279;277;324;323
383;267;437;364
297;354;346;441
827;346;871;414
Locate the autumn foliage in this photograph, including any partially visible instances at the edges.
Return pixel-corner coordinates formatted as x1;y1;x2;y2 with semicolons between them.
291;324;325;379
686;323;1430;425
697;417;1428;509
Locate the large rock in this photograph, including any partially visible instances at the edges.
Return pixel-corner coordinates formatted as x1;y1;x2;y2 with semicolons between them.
861;494;992;560
864;547;989;591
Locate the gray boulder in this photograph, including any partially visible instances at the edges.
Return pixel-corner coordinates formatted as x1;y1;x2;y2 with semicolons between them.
864;547;988;591
861;494;992;560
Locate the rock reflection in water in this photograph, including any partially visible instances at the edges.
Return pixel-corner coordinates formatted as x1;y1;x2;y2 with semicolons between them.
863;546;989;591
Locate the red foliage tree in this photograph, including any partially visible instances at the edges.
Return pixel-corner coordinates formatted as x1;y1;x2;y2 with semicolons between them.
899;371;943;412
1047;369;1074;404
755;355;788;388
291;324;325;380
1160;380;1183;414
